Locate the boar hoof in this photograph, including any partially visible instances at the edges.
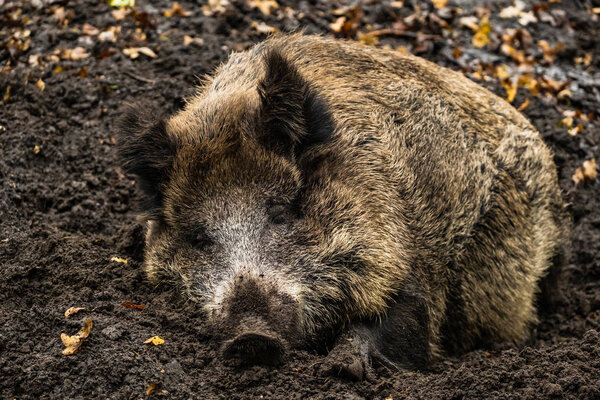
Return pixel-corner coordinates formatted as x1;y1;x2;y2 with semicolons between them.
222;332;285;366
319;328;398;382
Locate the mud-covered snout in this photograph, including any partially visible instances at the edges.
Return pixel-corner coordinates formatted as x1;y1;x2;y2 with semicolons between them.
211;273;300;366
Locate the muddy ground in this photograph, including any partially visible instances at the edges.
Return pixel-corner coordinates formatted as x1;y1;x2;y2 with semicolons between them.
1;0;599;399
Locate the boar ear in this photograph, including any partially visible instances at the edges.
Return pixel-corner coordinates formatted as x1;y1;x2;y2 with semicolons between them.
258;50;334;155
117;102;176;215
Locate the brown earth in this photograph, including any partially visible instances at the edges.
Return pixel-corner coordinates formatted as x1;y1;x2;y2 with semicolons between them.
1;0;599;399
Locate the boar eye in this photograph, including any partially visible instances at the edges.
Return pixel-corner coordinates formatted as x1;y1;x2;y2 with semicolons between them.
188;230;213;251
268;204;288;225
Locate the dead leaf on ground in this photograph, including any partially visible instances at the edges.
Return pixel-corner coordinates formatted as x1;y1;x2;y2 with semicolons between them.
61;319;93;355
112;7;129;20
431;0;447;9
538;40;564;63
146;383;160;396
123;47;157;59
33;145;40;154
58;47;90;60
110;0;135;7
517;98;530;111
501;79;518;102
183;35;204;46
144;336;165;346
357;31;379;46
472;16;491;48
98;26;121;42
82;24;100;36
35;79;45;91
65;307;87;318
572;159;597;185
250;21;278;34
248;0;279;15
164;2;192;17
111;256;128;264
568;123;583;136
122;301;145;310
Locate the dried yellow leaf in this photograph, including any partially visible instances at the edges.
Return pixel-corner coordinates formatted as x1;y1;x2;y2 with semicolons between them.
33;145;40;154
61;319;92;355
146;383;160;395
501;79;518;102
65;307;87;318
35;79;45;91
123;47;157;59
111;256;128;264
248;0;279;15
573;159;597;185
472;16;491;48
431;0;447;9
164;2;192;17
144;336;165;345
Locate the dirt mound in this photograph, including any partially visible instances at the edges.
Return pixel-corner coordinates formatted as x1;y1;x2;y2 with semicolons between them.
1;0;599;398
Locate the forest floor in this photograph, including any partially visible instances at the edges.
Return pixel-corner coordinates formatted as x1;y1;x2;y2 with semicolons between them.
1;0;599;399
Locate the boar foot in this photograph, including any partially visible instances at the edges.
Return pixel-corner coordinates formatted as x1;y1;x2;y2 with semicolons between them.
319;326;398;382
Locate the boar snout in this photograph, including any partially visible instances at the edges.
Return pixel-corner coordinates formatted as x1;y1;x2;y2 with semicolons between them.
213;274;300;366
222;317;285;366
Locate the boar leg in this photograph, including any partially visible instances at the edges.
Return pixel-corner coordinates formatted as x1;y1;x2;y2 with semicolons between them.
321;284;430;380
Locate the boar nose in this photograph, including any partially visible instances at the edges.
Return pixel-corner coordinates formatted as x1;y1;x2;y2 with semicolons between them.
222;327;285;366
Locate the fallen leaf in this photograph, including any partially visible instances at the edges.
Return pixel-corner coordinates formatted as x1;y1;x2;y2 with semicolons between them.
431;0;447;9
459;16;479;31
164;2;192;17
183;35;204;46
517;98;530;111
65;307;87;318
568;123;583;136
111;256;128;264
123;47;157;59
572;159;597;185
35;79;45;91
330;16;346;33
112;7;129;20
58;47;90;60
98;26;121;42
557;88;571;99
558;116;573;128
517;75;539;95
501;79;518;102
250;21;278;34
82;23;99;36
110;0;135;7
78;66;89;78
248;0;279;15
144;336;165;345
500;3;523;19
472;16;491;48
538;40;564;63
2;85;10;103
495;64;509;79
146;383;160;396
357;31;379;46
122;301;145;310
61;319;93;355
33;145;40;154
574;52;593;66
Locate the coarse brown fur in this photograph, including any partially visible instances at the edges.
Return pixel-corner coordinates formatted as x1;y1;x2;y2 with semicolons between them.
117;33;570;369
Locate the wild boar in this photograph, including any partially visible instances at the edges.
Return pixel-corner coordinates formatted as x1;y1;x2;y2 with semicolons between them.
117;33;569;378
